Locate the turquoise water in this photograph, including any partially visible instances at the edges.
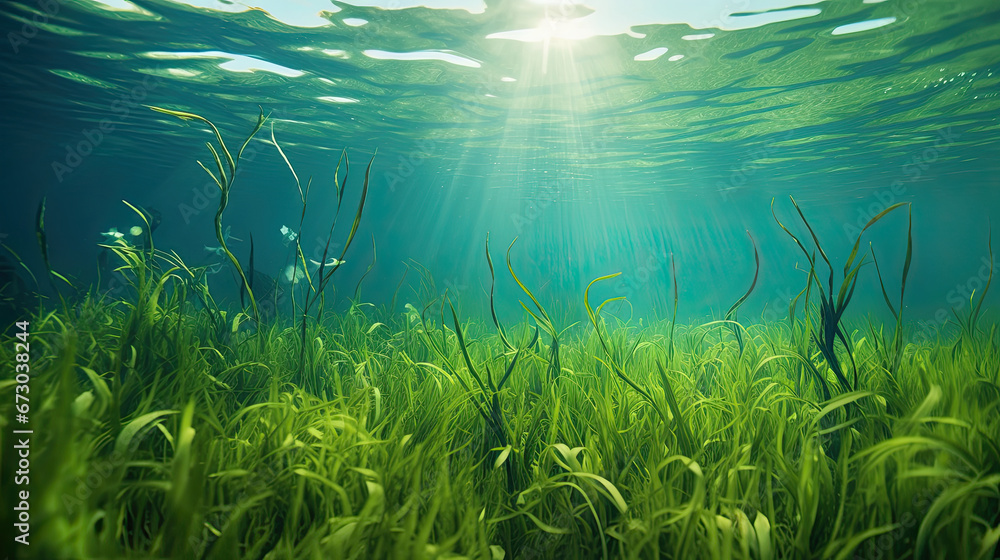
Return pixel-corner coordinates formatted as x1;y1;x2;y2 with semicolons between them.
1;0;998;330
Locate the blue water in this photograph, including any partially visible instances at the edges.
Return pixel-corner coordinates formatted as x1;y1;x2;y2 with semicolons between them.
1;0;998;335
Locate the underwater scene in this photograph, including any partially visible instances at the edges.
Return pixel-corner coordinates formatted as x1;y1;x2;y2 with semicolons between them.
1;0;999;558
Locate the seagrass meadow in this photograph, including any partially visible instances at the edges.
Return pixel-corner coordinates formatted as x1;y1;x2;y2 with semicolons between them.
2;211;1000;560
2;0;1000;559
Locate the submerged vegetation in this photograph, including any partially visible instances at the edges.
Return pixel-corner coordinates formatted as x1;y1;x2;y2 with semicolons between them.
2;111;999;560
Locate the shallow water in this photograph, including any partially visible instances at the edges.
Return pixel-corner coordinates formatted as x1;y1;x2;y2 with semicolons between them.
1;0;998;325
1;1;999;559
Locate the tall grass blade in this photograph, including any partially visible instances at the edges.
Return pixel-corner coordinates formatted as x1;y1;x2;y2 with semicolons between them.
354;235;377;300
35;197;71;288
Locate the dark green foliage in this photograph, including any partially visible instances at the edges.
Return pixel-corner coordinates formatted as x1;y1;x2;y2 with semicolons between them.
150;106;266;324
354;235;377;300
506;238;565;385
8;246;999;559
35;197;71;290
773;196;908;395
8;136;999;560
953;224;993;340
240;232;254;310
871;205;913;379
287;143;376;382
725;230;760;354
584;272;697;458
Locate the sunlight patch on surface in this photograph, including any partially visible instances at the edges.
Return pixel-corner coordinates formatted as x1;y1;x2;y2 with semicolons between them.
634;47;668;62
318;96;360;103
83;0;151;13
363;49;482;68
158;1;339;27
832;17;897;35
334;0;485;13
167;68;201;77
144;0;484;27
144;51;304;77
488;0;825;43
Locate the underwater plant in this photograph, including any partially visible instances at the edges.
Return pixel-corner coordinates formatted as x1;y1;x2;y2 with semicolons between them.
504;237;567;386
149;106;266;326
6;163;1000;560
353;234;377;300
35;197;72;294
950;225;994;348
584;271;697;458
724;230;760;355
268;124;377;382
772;196;909;397
868;204;913;388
